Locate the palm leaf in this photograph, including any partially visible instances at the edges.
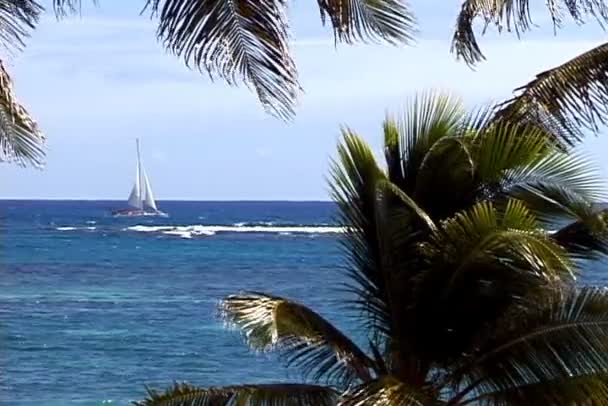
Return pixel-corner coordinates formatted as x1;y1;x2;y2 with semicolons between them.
329;129;393;340
471;122;551;187
338;375;436;406
463;373;608;405
220;292;374;386
501;150;606;223
143;0;298;120
451;0;608;66
316;0;416;45
0;0;42;53
393;91;466;195
410;200;574;361
451;287;608;405
133;382;338;406
52;0;97;17
412;136;476;219
0;61;44;167
495;42;608;146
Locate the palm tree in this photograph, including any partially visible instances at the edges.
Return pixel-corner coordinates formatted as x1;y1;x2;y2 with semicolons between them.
134;91;608;405
452;0;608;148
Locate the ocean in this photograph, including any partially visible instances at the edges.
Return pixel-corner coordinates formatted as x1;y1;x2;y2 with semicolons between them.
3;200;608;406
0;200;358;406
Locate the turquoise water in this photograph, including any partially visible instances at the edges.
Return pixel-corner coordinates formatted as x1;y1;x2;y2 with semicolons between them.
0;201;359;405
3;200;608;405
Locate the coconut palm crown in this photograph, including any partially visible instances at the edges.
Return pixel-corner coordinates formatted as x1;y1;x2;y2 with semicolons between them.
134;91;608;405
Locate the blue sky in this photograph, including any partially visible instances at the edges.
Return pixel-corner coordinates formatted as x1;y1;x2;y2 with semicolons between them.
2;0;607;200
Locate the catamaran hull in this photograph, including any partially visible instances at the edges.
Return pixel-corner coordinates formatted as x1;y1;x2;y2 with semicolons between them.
112;209;168;218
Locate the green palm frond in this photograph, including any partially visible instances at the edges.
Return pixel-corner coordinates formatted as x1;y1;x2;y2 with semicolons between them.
317;0;416;45
143;0;299;120
0;61;44;167
393;91;466;193
412;136;475;219
220;292;374;386
338;375;435;406
451;0;608;66
0;0;42;53
452;287;608;405
411;200;574;361
430;200;572;285
329;129;393;339
501;150;606;223
133;382;338;406
495;42;608;146
472;122;551;187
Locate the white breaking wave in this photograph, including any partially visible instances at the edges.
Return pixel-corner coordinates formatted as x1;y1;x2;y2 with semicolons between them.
125;224;345;239
56;226;97;231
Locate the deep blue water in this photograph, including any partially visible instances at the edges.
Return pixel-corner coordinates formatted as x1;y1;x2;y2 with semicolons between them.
3;201;608;405
0;200;359;405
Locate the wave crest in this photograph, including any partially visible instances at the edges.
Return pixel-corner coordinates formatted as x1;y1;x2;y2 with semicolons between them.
125;224;344;239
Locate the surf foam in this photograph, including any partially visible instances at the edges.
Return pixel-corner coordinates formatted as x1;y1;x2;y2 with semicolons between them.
125;224;345;238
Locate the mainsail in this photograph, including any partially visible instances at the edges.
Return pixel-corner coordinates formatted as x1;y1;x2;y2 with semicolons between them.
127;139;158;212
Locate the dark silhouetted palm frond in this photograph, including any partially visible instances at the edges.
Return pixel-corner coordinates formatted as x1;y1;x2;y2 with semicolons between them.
411;199;574;361
451;287;608;405
317;0;416;45
143;0;298;120
0;61;44;167
452;0;608;66
338;375;435;405
133;382;338;406
494;42;608;146
220;292;375;386
50;0;414;120
0;0;42;53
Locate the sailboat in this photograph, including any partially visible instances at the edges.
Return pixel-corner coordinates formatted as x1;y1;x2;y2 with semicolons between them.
112;139;167;217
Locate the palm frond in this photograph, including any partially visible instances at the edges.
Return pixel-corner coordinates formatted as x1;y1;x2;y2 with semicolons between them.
0;61;44;167
338;375;435;406
329;129;393;340
143;0;298;120
394;91;466;194
316;0;416;45
495;42;608;146
410;200;573;361
134;382;338;406
501;150;606;223
412;136;476;219
431;199;573;285
451;287;608;405
52;0;97;17
0;0;42;53
451;0;608;66
472;122;551;187
220;292;374;386
464;373;608;405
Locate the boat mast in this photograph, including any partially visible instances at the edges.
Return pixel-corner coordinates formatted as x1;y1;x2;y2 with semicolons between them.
136;138;143;210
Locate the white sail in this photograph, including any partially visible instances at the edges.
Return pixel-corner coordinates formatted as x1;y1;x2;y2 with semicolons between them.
127;163;143;209
121;138;163;216
141;168;158;211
